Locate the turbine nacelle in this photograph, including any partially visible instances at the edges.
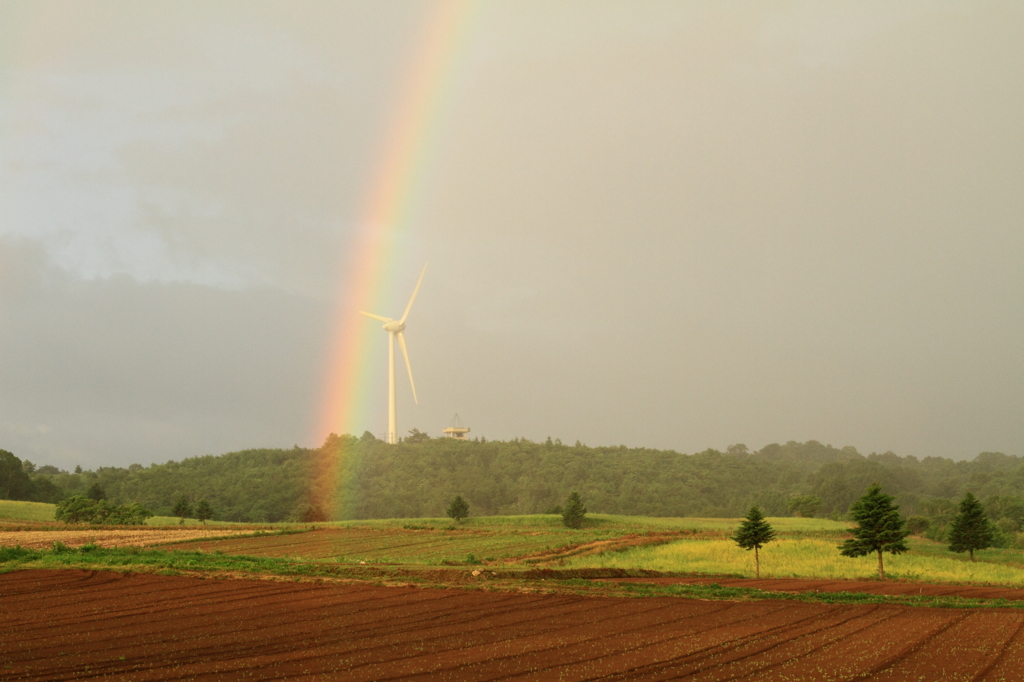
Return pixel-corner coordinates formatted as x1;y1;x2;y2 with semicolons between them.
358;312;406;333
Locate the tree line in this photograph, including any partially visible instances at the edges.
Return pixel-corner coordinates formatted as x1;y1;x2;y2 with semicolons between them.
1;437;1022;543
445;491;587;529
735;484;997;579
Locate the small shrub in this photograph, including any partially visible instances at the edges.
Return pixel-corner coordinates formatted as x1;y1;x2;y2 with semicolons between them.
923;523;949;543
106;503;153;525
55;496;100;524
54;496;152;525
0;545;38;562
905;516;931;536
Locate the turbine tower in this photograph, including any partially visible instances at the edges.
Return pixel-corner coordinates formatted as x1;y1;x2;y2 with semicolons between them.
360;265;427;444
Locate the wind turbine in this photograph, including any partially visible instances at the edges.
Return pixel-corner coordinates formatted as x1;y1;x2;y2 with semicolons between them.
360;265;427;444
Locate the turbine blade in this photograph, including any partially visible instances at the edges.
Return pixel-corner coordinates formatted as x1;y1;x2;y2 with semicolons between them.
398;264;428;325
360;311;391;323
396;331;418;404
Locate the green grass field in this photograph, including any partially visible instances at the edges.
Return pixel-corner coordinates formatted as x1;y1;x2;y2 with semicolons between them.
317;514;1024;586
2;543;1023;610
0;501;250;527
4;506;1024;587
566;536;1024;584
0;505;846;533
0;500;56;521
324;514;848;533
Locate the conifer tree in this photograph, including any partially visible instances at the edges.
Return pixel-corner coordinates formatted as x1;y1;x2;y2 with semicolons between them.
171;495;192;525
732;506;775;578
194;499;213;525
562;492;587;529
446;495;470;522
947;491;994;562
839;483;909;579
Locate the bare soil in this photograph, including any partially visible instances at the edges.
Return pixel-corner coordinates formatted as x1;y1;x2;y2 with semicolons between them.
162;527;683;564
3;569;1024;681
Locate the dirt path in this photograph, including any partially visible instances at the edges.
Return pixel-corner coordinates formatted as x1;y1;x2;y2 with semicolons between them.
3;569;1024;680
515;532;686;563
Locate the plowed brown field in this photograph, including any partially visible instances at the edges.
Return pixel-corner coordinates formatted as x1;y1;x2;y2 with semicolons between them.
163;526;661;563
3;570;1024;681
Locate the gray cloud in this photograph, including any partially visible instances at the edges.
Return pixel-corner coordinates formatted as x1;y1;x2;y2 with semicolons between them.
0;1;1021;466
0;236;332;466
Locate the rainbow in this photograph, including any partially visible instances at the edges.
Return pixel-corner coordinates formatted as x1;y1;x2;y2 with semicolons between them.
311;1;477;518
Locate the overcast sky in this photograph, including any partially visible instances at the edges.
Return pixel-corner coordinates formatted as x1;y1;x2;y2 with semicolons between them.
1;1;1022;469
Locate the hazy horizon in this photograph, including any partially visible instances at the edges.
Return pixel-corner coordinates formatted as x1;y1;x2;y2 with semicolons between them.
2;1;1022;468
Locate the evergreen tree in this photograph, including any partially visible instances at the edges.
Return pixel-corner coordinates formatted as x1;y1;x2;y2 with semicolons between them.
905;515;931;536
446;495;470;522
839;483;909;579
562;492;587;529
732;506;775;578
86;483;106;501
947;491;994;562
171;495;192;525
194;499;213;525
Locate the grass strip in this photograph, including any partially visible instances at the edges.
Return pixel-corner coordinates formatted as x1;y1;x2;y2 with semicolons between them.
3;545;1024;610
0;545;379;580
597;580;1024;610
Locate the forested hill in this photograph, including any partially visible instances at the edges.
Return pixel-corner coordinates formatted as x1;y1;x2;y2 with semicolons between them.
6;437;1024;525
